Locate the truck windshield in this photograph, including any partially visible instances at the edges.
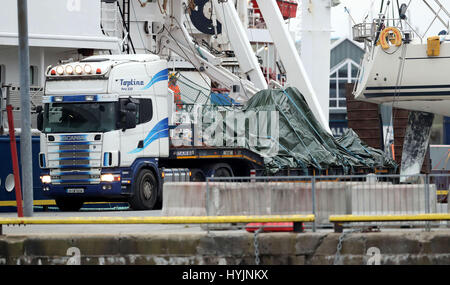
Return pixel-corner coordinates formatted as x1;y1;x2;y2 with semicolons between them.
42;102;117;133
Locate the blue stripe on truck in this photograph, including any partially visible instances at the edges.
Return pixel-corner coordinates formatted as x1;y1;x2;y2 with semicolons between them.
128;118;169;154
141;69;168;90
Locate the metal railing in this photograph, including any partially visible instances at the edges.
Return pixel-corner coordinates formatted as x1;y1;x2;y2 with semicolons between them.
206;173;449;231
0;215;314;235
247;7;267;29
1;84;43;131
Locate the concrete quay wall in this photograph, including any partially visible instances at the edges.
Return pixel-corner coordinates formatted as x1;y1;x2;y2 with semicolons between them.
1;231;449;265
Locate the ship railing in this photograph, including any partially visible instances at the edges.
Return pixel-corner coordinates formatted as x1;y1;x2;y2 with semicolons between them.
353;18;416;44
352;22;377;43
247;7;267;29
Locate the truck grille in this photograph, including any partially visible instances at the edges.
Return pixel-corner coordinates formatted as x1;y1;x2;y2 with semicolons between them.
59;144;90;150
59;159;90;166
50;169;101;185
59;152;88;158
46;134;102;184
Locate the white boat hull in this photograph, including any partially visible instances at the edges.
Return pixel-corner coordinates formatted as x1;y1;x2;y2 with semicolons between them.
354;41;450;116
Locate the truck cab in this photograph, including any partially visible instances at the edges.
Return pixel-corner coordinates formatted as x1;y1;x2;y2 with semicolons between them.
38;54;173;211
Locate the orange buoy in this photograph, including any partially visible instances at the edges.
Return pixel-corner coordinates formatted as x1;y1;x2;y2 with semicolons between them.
379;27;402;49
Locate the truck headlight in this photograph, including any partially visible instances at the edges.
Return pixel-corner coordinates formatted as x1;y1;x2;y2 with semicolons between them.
40;175;51;184
100;174;121;182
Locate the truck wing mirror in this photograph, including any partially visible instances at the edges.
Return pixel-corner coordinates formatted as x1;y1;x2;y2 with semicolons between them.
119;101;137;131
36;105;43;131
37;113;43;131
125;111;136;130
125;102;136;112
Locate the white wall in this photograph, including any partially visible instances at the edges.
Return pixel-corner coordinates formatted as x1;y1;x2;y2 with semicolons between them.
0;0;103;37
0;0;117;50
0;46;78;86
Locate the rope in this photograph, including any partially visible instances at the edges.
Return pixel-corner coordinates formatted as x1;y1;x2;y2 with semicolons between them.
382;42;408;154
163;21;212;89
281;90;348;166
281;90;335;151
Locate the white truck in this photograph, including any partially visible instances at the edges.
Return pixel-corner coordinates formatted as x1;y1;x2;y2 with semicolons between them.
37;54;265;211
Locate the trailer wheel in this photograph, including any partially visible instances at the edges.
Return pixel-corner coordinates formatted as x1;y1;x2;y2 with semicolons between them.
55;198;84;212
129;169;158;210
213;167;232;177
190;169;206;181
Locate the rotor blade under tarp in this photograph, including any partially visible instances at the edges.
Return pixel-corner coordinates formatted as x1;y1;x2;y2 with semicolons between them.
242;87;397;173
400;111;434;182
187;86;397;174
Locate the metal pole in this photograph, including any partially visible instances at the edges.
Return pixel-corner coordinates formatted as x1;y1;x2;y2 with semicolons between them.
0;85;4;135
6;105;24;217
205;177;210;233
17;0;33;217
0;86;3;134
312;176;316;232
425;174;431;231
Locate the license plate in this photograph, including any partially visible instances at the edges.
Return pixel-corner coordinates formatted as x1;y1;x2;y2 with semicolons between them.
66;188;84;194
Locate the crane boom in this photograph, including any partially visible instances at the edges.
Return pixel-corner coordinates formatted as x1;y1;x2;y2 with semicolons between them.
255;0;331;133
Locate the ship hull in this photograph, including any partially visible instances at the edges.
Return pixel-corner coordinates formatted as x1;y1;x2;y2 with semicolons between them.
354;41;450;116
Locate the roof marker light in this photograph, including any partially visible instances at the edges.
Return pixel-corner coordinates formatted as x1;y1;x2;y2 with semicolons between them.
65;65;74;75
50;69;56;75
84;64;92;74
75;65;83;75
56;66;64;75
96;68;102;74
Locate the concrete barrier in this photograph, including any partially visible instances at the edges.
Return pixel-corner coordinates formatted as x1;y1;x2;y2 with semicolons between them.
161;182;207;216
206;182;314;230
162;181;438;223
350;184;437;215
314;182;366;225
206;182;397;225
208;182;313;216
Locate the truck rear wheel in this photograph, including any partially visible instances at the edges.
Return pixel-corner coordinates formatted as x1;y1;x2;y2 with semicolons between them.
55;198;84;212
129;169;158;210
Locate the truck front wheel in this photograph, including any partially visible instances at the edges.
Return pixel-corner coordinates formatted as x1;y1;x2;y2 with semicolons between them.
129;169;158;210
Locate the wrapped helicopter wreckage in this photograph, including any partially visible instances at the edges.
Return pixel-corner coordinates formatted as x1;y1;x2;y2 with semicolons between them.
172;84;397;175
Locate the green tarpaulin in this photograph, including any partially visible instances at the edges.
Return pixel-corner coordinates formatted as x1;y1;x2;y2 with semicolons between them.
242;87;397;173
178;81;397;174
